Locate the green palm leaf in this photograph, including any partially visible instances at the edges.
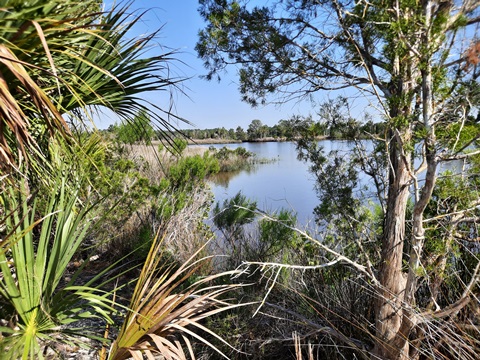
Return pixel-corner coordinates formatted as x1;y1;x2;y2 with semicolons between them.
0;0;188;172
0;168;116;359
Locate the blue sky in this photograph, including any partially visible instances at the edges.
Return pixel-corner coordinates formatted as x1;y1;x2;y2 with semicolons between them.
97;0;314;130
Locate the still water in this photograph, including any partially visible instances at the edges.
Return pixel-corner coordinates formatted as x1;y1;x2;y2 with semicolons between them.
191;140;465;228
199;141;359;227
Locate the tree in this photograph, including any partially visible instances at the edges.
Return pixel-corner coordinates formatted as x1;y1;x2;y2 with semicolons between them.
235;126;247;141
115;110;155;144
197;1;480;359
247;119;264;140
278;116;315;138
228;127;236;139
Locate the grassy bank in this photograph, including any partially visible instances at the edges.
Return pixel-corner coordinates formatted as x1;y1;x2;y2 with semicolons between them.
186;138;242;144
182;135;329;145
130;142;274;175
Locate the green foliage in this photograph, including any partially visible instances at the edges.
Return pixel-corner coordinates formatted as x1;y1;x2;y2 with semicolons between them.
133;224;155;260
114;110;155;145
437;122;480;153
213;146;253;160
0;1;186;173
178;114;381;142
213;146;233;160
94;159;156;229
161;137;189;155
63;132;220;264
258;209;299;258
234;146;251;158
247;119;266;140
208;146;261;173
0;172;116;359
213;191;257;240
235;126;247;140
295;130;361;227
173;137;188;154
166;152;220;191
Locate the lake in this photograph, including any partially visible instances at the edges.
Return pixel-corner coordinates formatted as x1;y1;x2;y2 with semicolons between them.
191;140;360;227
189;140;466;229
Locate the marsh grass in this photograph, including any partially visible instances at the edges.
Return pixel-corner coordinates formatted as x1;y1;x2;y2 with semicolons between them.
117;143;211;181
123;142;277;182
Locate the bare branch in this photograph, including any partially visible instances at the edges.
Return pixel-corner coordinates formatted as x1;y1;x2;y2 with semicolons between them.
423;199;480;223
234;206;379;285
240;260;340;271
441;149;480;161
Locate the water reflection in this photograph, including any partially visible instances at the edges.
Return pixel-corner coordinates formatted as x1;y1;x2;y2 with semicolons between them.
210;162;267;187
209;170;242;188
192;140;468;229
193;141;318;226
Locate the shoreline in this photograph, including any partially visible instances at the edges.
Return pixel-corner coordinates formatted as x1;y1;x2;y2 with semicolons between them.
185;135;329;145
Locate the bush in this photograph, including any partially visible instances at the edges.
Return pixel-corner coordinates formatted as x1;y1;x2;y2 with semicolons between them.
167;152;219;191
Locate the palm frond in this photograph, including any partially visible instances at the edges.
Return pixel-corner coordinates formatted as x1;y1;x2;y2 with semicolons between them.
0;167;117;359
0;0;188;172
107;235;252;360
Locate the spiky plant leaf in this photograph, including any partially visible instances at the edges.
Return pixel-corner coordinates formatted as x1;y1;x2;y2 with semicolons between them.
0;167;117;359
107;235;253;360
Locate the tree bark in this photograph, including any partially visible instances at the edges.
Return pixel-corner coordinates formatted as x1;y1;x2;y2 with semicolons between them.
373;130;411;360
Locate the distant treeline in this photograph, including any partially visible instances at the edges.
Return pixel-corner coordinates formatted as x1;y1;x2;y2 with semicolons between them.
104;112;387;144
167;116;386;142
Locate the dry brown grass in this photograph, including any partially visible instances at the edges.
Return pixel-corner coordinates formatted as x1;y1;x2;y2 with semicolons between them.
161;186;215;267
187;138;242;145
122;143;211;180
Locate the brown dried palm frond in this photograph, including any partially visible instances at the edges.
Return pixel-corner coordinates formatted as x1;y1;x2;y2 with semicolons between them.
107;234;253;360
0;44;68;169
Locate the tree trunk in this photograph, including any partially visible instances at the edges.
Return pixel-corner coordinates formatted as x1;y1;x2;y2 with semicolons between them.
373;132;411;359
372;1;438;355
